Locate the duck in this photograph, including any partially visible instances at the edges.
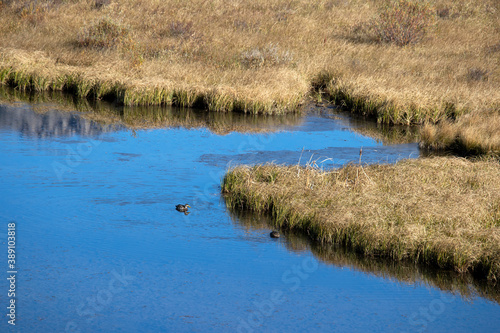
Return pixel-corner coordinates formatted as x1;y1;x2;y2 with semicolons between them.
175;204;191;212
270;231;280;238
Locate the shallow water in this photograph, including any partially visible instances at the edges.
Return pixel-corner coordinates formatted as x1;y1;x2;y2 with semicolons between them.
0;97;499;333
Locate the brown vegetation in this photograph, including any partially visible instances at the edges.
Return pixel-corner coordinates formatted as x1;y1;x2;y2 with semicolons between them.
222;158;500;280
0;0;498;153
420;108;500;155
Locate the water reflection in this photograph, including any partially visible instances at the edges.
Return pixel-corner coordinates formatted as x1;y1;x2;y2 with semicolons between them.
1;86;498;332
0;86;420;143
0;87;303;135
227;207;500;305
0;104;120;138
308;105;420;145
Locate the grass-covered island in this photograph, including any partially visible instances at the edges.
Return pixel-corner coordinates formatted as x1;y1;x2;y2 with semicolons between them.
0;0;499;153
222;158;500;280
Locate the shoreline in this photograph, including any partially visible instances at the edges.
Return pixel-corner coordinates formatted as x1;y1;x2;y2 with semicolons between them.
1;61;497;156
0;63;301;114
0;62;476;122
222;158;500;281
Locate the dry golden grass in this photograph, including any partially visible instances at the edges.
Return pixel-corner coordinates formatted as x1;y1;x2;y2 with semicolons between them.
222;157;500;280
0;0;498;151
420;108;500;155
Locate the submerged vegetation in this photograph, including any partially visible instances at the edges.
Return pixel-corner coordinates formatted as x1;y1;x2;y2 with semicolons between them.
222;158;500;280
0;0;498;153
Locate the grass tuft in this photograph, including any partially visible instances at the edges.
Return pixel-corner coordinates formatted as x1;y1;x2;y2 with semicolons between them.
372;0;435;46
77;18;131;49
420;108;500;156
240;43;293;69
167;20;194;38
466;68;489;82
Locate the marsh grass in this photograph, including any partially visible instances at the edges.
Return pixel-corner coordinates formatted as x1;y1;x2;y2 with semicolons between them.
0;0;498;152
222;158;500;280
240;43;294;69
372;0;436;46
0;54;303;114
77;18;131;49
420;108;500;155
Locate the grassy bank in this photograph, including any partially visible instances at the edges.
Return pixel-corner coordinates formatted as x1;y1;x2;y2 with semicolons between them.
222;157;500;280
0;52;304;114
420;108;500;156
0;0;498;152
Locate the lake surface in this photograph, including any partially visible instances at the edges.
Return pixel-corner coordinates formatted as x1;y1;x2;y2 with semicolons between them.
0;94;499;332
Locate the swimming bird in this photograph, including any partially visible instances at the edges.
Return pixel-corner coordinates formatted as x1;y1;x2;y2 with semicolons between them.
270;231;280;238
176;204;191;212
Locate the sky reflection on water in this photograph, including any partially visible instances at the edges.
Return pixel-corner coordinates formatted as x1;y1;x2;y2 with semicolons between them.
0;101;498;333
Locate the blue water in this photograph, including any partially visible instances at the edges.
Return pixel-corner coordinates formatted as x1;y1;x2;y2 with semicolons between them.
0;101;499;333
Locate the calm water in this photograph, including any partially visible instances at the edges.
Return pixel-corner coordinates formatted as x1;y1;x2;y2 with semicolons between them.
0;97;499;333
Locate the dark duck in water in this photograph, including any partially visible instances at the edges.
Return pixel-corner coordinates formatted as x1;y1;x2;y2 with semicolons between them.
176;204;191;212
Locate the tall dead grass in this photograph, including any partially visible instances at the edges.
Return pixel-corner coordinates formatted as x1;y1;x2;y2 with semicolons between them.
222;157;500;280
0;0;498;150
420;108;500;155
